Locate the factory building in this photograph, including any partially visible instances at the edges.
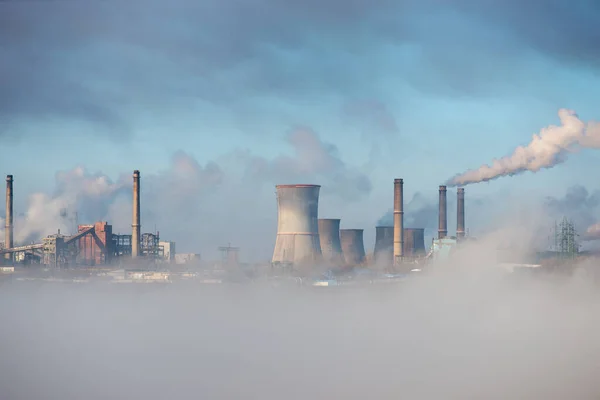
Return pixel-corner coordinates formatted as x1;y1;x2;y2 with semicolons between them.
159;241;176;261
78;222;113;266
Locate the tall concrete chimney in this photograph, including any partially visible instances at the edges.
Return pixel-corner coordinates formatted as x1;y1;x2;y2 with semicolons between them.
457;187;465;239
5;175;13;261
393;178;404;265
438;185;447;239
132;170;140;258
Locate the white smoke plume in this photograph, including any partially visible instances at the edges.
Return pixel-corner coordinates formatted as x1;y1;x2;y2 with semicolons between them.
446;109;600;187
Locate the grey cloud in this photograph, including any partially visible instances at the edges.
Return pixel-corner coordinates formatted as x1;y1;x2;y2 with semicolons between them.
544;185;600;232
2;0;598;137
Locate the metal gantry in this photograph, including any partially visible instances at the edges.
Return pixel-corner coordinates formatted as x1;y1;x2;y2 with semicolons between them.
554;217;579;260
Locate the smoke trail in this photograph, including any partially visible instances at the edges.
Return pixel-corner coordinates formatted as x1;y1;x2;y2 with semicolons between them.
446;109;600;187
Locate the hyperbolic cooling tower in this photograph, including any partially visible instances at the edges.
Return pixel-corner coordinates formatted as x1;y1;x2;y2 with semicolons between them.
457;187;465;239
340;229;366;266
5;175;13;261
404;228;426;256
318;218;343;264
438;185;447;239
272;185;322;265
132;170;141;258
374;226;394;265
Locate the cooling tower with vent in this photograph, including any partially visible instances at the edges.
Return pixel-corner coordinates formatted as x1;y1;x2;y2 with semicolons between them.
340;229;366;266
318;218;343;264
403;228;426;256
374;226;394;265
272;184;322;266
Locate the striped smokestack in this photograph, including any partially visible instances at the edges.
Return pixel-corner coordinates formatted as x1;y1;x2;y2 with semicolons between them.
393;178;404;265
457;187;465;239
438;185;447;239
132;170;141;258
5;175;13;261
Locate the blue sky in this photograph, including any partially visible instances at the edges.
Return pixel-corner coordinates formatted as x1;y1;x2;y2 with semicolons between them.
1;0;600;259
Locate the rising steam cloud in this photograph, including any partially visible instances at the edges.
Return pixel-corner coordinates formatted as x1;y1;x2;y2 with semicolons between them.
446;109;600;187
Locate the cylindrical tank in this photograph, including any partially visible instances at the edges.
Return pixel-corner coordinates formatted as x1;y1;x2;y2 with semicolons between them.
438;185;447;239
404;228;426;256
5;175;13;261
318;218;343;264
374;226;393;265
272;184;322;265
340;229;366;266
393;178;404;265
457;187;465;239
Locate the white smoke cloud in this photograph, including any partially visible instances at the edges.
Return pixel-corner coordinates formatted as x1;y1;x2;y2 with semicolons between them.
447;109;600;186
0;130;371;259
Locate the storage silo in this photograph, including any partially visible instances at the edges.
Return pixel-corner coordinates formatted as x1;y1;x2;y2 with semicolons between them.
318;218;343;264
340;229;366;266
272;184;322;266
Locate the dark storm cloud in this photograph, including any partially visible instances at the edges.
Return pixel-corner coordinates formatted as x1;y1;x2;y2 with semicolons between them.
1;0;598;136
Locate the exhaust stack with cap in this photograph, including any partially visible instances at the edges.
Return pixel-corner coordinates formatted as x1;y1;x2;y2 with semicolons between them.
5;175;13;261
340;229;366;266
438;185;447;239
393;178;404;265
318;218;343;264
132;170;141;258
272;184;322;266
457;187;465;239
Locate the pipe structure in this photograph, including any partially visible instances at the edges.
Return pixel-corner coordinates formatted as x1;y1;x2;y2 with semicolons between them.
272;185;322;266
457;187;465;239
393;178;404;265
318;218;343;264
4;175;13;261
132;170;141;258
374;226;394;266
340;229;366;266
438;185;447;240
404;228;426;256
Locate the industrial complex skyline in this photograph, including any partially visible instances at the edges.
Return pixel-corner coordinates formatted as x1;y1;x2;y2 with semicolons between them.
2;1;600;260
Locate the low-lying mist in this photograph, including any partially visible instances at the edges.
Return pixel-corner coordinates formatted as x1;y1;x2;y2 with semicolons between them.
1;230;600;399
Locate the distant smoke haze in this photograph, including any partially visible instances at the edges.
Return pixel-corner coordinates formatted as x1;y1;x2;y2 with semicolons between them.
0;128;371;259
446;109;600;187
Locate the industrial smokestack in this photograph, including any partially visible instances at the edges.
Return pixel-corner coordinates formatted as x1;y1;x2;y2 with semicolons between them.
340;229;366;266
318;219;343;265
438;185;447;239
393;178;404;265
404;228;426;256
457;187;465;239
272;185;322;267
4;175;13;261
132;170;141;258
374;226;393;266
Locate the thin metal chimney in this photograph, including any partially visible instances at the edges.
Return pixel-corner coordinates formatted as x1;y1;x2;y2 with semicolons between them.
272;184;322;267
393;178;404;265
457;187;465;239
5;175;13;261
438;185;447;239
318;218;343;265
132;170;141;258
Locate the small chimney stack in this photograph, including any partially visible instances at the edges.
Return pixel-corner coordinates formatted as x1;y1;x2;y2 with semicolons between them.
393;178;404;265
438;185;447;239
132;170;141;258
457;187;465;239
5;175;13;261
